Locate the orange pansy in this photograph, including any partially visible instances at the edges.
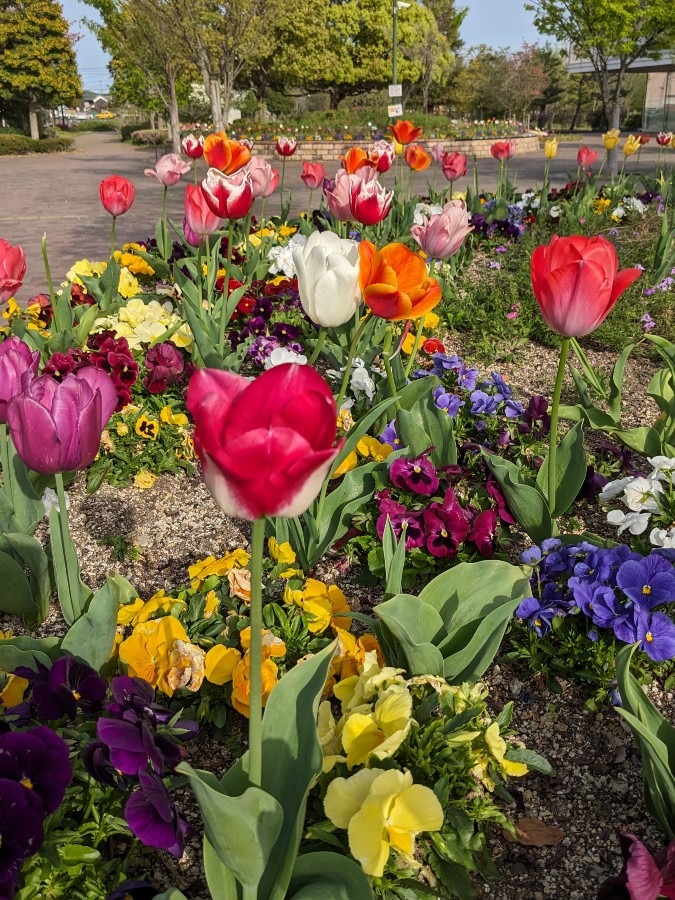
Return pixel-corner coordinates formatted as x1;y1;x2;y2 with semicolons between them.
358;241;441;322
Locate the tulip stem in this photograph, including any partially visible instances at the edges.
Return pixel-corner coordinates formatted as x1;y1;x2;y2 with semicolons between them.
110;216;116;260
403;316;425;378
248;517;266;788
0;424;11;501
54;470;79;624
280;157;287;208
308;328;327;365
218;220;235;358
335;312;372;413
547;337;570;519
383;326;400;409
307;189;314;221
41;233;56;307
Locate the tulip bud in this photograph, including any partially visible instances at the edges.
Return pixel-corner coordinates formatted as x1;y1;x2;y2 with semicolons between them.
371;140;395;173
325;169;352;222
490;140;517;161
181;134;204;159
349;178;393;226
184;184;222;239
410;200;472;260
623;135;641;157
145;153;192;187
292;231;362;328
441;151;467;182
275;137;297;157
300;162;325;190
404;144;432;172
602;129;621;151
544;137;558;159
0;239;27;304
0;337;39;421
577;146;598;170
388;120;423;146
99;175;135;217
656;132;672;147
201;168;254;220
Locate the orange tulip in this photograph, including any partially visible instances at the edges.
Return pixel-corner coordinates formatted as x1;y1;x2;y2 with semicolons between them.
203;131;251;174
358;241;441;322
389;119;423;145
342;146;378;174
404;144;432;172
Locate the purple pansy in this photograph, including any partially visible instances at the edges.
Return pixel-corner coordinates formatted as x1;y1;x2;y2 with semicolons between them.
433;386;464;418
469;508;498;557
469;390;499;416
0;725;72;815
379;420;400;448
616;555;675;609
389;454;440;496
124;771;188;858
17;656;107;721
635;611;675;662
0;779;45;898
96;715;182;777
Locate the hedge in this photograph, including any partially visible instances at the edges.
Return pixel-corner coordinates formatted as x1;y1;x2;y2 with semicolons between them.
0;135;75;155
120;122;151;142
130;129;168;146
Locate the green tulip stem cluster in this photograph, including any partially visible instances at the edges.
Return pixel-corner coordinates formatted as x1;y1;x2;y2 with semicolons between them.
403;316;425;378
307;328;327;365
382;325;400;409
335;312;372;413
218;219;236;357
248;517;267;787
547;336;570;520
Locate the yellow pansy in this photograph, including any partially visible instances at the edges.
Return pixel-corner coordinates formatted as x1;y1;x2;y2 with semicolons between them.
227;567;251;603
134;590;180;624
239;627;286;658
114;252;155;276
268;538;296;566
303;579;352;632
205;645;242;684
232;653;278;718
0;674;29;708
451;191;466;201
543;137;558;159
284;584;304;606
592;197;611;214
301;593;333;634
134;471;157;489
484;722;529;777
117;598;145;625
116;422;130;437
278;225;297;237
118;298;151;327
171;323;193;350
119;615;189;696
341;685;413;768
401;332;416;355
135;414;160;440
203;590;220;618
167;639;206;693
160;406;189;427
356;436;392;462
66;258;107;284
602;128;621;150
317;701;347;772
334;650;406;713
324;768;443;877
118;268;140;299
331;451;358;479
623;134;640;157
188;550;250;588
424;312;439;329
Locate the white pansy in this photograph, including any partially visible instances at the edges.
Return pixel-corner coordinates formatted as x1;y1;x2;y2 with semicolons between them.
292;231;362;327
599;477;633;502
351;366;376;401
42;487;66;514
267;234;308;277
606;509;651;535
648;456;675;477
549;205;561;219
650;526;675;548
263;347;308;369
623;476;662;512
413;203;443;225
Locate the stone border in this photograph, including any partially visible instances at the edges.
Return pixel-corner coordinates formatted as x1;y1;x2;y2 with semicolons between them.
251;135;541;162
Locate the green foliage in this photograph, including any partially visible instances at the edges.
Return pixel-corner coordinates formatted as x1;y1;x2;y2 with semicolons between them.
119;120;151;141
0;134;74;154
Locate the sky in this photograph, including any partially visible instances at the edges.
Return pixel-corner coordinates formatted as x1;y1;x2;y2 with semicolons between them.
61;0;543;94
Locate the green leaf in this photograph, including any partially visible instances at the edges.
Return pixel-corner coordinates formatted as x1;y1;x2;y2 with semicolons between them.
382;518;406;599
60;845;101;865
505;749;556;776
0;636;60;672
396;408;432;458
612;426;664;456
61;575;134;670
203;834;238;899
4;437;45;536
327;398;397;479
374;594;445;675
49;505;91;625
0;550;38;619
0;534;51;623
536;421;587;517
482;451;553;543
287;852;373;899
152;891;189;900
608;343;635;421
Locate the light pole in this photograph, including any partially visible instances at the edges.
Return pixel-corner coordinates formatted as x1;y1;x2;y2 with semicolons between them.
392;0;410;86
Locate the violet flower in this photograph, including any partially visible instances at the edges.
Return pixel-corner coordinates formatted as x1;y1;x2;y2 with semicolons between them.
634;611;675;662
389;454;440;495
0;725;72;815
422;494;470;558
616;555;675;609
0;779;45;897
0;337;39;424
597;829;675;900
107;881;158;900
96;715;182;777
124;771;188;857
18;656;107;720
469;508;498;557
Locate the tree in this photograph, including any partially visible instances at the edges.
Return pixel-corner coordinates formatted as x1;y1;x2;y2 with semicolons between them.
527;0;675;155
400;11;455;114
0;0;82;139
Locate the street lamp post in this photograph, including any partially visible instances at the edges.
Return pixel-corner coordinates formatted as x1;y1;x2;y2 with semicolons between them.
392;0;410;87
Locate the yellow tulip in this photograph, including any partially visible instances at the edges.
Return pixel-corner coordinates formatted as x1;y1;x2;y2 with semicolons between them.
543;137;558;159
602;128;621;151
324;768;444;877
623;134;640;157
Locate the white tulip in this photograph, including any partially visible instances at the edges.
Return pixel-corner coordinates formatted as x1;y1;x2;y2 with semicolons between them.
292;231;362;328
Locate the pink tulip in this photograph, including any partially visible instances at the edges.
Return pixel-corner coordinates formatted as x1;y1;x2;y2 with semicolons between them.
201;168;254;220
276;137;297;157
656;132;672;147
181;134;204;159
410;200;472;260
7;367;117;474
441;151;467;182
99;175;135;217
0;337;39;422
0;239;27;304
240;138;253;151
300;162;325;190
577;146;598;170
186;363;339;520
351;165;379;183
324;169;352;221
430;143;447;164
531;234;642;338
145;153;192;187
349;177;393;226
245;157;276;199
371;140;395;173
184;185;222;240
490;140;517;161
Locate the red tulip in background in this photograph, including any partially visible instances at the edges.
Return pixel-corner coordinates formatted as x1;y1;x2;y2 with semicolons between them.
99;175;135;217
531;234;642;338
181;134;204;159
490;140;516;161
275;137;297;157
389;120;423;145
201;169;254;220
372;140;395;173
656;132;672;147
349;178;393;226
300;162;325;190
0;239;27;303
441;151;467;182
186;364;339;520
576;146;598;170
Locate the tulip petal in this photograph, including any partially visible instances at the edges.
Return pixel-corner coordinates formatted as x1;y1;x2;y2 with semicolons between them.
7;396;61;473
348;803;390;877
626;838;665;900
610;266;642;303
537;259;612;337
312;267;360;328
186;368;249;448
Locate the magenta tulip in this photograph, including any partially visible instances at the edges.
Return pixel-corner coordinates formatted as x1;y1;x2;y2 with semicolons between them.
201;168;254;220
410;200;472;260
349;177;393;226
186;364;339;520
181;134;204;159
300;162;325;190
0;337;39;423
490;140;516;161
184;185;222;238
145;153;192;187
0;239;27;304
441;151;467;182
531;235;642;338
245;157;277;199
7;368;117;474
577;146;598;170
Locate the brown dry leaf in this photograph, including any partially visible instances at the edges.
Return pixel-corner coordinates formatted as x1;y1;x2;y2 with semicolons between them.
503;817;565;847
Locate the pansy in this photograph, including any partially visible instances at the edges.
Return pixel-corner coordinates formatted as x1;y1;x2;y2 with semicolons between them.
389;454;439;495
124;771;188;857
0;725;72;814
484;722;529;777
118;616;190;696
231;653;279;718
187;550;250;588
616;555;675;609
634;610;675;662
340;685;413;768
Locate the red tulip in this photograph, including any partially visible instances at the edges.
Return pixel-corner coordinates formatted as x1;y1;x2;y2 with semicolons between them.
181;134;204;159
349;177;393;226
99;175;135;217
372;140;395;173
490;140;516;161
531;235;642;338
186;364;339;520
201;168;254;220
638;134;650;145
276;137;297;157
300;162;325;190
0;239;27;304
184;185;222;239
576;146;598;169
441;151;467;182
656;132;672;147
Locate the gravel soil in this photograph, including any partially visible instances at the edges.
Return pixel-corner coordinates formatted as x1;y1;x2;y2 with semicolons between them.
1;337;672;900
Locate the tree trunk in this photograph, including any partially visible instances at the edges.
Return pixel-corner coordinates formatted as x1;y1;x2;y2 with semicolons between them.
28;97;40;141
166;65;182;154
222;72;232;127
210;80;223;131
606;70;624;177
423;80;430;115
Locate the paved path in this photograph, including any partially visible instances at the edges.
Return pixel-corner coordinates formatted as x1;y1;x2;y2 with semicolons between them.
0;131;668;296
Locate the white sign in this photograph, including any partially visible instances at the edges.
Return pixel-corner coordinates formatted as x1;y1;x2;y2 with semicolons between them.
387;103;403;118
388;84;402;98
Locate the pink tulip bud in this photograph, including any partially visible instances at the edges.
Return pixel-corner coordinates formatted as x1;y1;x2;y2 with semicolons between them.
181;134;204;159
490;140;517;161
184;185;222;240
0;337;39;422
260;168;279;198
0;239;27;304
99;175;135;217
577;146;598;170
430;143;447;164
300;162;325;190
245;157;276;199
324;169;352;222
201;168;254;220
441;151;467;182
410;200;472;260
145;153;192;187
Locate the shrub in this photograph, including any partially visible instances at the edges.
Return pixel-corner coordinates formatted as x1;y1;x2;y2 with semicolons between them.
130;129;167;146
120;121;150;142
70;119;118;133
0;135;74;155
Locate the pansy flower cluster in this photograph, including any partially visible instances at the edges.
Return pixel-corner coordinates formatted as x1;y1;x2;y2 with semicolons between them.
517;539;675;662
600;456;675;548
225;276;306;367
470;199;529;239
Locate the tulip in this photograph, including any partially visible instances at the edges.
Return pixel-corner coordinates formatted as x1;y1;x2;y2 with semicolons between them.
186;364;339;521
410;200;472;260
358;241;441;321
181;134;204;159
144;153;191;187
623;134;641;157
349;178;393;226
656;132;672;147
388;120;423;145
638;134;650;145
531;235;641;339
602;129;621;151
430;143;447;164
240;138;253;151
99;175;135;217
544;137;558;159
490;140;516;161
275;137;297;157
201;168;254;220
245;156;276;199
7;367;117;474
0;239;26;304
203;132;251;174
292;231;361;328
0;337;39;422
576;146;598;170
441;151;467;182
371;140;395;173
404;144;432;172
300;162;325;190
183;184;222;240
342;147;377;174
325;169;353;222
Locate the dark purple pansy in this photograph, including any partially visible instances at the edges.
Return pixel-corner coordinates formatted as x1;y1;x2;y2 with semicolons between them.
516;596;560;637
0;725;72;814
96;716;181;777
469;508;498;557
422;502;470;558
124;771;188;858
597;829;675;900
106;880;158;900
389;454;439;496
616;555;675;610
17;656;107;721
83;741;124;789
0;778;45;897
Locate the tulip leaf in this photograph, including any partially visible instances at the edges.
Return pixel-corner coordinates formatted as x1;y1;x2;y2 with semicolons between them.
607;343;635;421
382;517;406;599
374;594;445;675
0;636;60;673
612;426;664;457
0;533;51;623
481;451;553;544
5;437;45;536
396;408;432;458
61;575;134;671
536;421;587;517
287;852;373;899
327;398;397;480
0;550;39;620
73;303;102;348
152;890;189;900
48;505;91;626
203;834;238;899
